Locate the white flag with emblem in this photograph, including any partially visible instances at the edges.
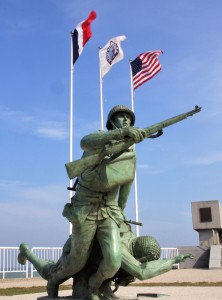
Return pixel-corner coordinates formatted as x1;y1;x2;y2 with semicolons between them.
99;35;126;78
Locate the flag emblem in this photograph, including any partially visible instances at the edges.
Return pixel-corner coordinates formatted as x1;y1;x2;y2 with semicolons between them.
106;41;119;65
99;35;126;78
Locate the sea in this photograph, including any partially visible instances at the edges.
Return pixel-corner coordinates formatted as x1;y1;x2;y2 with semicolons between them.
0;271;40;280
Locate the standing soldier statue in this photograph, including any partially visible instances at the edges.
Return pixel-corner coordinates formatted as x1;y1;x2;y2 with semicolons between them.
18;105;200;299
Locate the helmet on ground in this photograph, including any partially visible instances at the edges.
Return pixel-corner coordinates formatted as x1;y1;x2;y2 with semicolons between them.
106;105;135;130
129;236;161;261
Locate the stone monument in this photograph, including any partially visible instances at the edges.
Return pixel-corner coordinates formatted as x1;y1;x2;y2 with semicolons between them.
192;200;222;269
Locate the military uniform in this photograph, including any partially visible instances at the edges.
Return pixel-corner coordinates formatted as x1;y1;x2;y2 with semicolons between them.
47;105;138;298
62;144;136;291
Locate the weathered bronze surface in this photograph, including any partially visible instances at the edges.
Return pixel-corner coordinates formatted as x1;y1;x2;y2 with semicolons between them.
18;105;198;299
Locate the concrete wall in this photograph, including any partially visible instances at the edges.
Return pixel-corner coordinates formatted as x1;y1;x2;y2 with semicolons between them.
192;200;222;230
177;246;210;268
209;245;222;269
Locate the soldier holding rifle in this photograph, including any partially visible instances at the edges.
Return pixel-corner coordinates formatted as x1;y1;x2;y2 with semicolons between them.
18;104;201;299
61;105;148;300
27;105;150;299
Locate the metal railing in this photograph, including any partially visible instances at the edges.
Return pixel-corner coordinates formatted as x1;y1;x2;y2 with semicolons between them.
160;247;179;269
0;247;28;279
30;247;63;278
0;247;179;278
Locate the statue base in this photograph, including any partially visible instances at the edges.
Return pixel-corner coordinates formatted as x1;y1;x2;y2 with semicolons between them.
37;297;138;300
37;293;169;299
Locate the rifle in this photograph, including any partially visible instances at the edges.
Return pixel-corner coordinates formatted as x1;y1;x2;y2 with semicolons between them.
125;219;143;226
65;105;201;179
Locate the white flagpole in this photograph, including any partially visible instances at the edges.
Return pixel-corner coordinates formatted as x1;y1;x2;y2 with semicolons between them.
69;32;74;235
99;47;104;130
130;59;140;237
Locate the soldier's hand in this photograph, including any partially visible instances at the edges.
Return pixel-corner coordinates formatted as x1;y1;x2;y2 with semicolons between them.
174;253;194;263
122;127;146;143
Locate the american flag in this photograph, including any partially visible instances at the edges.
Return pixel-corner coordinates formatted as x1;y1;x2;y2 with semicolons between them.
131;50;163;90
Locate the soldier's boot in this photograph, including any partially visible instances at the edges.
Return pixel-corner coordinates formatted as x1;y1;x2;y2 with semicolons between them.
18;243;56;280
18;243;30;265
84;289;100;300
99;280;118;300
47;279;60;298
47;269;71;298
84;270;107;300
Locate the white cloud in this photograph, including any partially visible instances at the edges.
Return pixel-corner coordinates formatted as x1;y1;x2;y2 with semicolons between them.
186;152;222;166
0;106;69;140
74;120;101;137
137;164;151;170
0;180;66;205
0;180;68;246
0;106;103;141
35;121;68;140
0;179;24;189
137;163;164;174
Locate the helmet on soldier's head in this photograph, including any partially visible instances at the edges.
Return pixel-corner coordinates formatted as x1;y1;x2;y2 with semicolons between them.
106;105;135;130
130;236;161;261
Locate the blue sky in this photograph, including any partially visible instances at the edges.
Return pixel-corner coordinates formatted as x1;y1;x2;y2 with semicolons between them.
0;0;222;248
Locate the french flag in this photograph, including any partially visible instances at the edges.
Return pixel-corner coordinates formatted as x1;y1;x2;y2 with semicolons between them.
72;11;97;64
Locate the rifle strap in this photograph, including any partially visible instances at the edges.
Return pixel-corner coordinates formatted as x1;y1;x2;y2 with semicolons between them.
67;178;79;191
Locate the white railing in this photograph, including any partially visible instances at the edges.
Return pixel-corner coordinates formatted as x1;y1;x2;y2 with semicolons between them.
0;247;179;278
160;247;179;269
0;247;28;279
31;247;63;278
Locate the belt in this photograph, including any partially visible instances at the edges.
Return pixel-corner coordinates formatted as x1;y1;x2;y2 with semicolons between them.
73;185;118;206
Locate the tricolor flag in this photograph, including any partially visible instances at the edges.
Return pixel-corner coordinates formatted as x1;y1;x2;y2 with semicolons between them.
131;50;163;90
99;35;126;78
72;11;96;64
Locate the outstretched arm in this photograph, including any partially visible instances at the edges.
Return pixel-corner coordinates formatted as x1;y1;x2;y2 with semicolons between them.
121;248;193;281
80;128;145;153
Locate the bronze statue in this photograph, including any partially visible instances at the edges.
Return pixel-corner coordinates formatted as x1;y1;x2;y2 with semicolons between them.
18;105;200;299
18;222;193;299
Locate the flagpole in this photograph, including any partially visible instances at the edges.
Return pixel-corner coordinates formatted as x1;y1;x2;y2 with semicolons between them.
69;32;74;235
99;47;104;130
130;59;140;237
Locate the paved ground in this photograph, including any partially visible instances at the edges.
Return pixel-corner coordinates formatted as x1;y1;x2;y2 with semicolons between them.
1;269;222;299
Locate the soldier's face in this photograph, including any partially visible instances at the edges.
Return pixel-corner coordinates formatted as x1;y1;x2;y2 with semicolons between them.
112;112;132;128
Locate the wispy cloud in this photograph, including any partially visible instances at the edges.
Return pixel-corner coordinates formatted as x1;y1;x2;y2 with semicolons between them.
0;179;24;189
186;152;222;166
0;179;66;205
35;121;68;140
0;107;69;140
137;163;164;174
137;164;152;170
0;106;103;140
0;179;68;246
74;120;101;137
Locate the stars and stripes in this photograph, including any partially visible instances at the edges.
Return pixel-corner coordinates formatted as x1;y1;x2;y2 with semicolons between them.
131;50;163;90
72;11;96;64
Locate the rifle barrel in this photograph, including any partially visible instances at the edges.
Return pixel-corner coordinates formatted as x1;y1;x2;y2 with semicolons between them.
65;105;202;179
